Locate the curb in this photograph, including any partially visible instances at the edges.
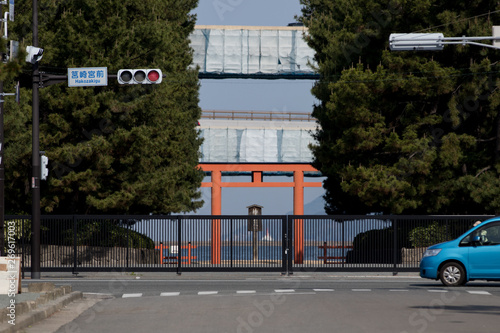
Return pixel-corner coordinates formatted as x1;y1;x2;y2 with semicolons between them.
0;284;82;333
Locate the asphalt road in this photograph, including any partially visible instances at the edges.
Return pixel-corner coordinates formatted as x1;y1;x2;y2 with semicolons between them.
19;272;500;333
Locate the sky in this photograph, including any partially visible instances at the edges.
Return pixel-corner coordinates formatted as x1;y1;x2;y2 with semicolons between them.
189;1;327;216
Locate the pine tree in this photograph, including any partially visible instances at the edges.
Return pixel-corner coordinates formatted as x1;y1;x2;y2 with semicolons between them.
5;0;204;214
1;2;26;215
300;0;500;214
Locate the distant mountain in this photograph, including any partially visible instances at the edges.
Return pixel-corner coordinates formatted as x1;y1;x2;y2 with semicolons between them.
287;195;326;215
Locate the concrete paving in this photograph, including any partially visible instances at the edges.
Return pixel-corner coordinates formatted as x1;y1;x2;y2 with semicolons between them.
0;283;82;333
21;297;103;333
0;270;421;332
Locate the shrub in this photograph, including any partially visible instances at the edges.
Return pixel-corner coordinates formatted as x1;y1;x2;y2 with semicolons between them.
409;222;449;248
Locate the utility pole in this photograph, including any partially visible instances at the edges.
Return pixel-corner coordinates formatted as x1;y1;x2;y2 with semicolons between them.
31;0;41;280
0;1;4;257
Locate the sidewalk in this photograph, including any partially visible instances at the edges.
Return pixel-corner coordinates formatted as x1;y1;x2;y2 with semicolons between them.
0;283;82;333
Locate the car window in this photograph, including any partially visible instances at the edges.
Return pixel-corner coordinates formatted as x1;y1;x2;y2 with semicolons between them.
461;223;500;246
460;234;471;246
480;224;500;245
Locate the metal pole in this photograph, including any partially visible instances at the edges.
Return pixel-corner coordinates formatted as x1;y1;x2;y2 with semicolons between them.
0;90;4;258
253;222;258;261
73;215;77;274
281;216;286;275
0;0;5;257
393;219;398;273
31;0;41;280
230;218;233;268
177;216;181;275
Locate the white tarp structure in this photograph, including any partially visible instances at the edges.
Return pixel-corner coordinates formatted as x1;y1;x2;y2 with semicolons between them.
190;25;316;76
199;120;316;163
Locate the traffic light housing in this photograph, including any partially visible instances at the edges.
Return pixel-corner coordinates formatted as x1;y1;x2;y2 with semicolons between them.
117;69;163;84
25;46;44;64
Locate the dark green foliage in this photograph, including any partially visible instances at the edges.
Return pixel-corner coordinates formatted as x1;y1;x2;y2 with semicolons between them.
346;227;401;264
409;222;448;247
35;219;155;249
4;0;204;214
300;0;500;214
64;220;154;249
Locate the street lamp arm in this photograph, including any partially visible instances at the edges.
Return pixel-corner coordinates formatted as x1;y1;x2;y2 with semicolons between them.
441;36;500;41
441;40;500;50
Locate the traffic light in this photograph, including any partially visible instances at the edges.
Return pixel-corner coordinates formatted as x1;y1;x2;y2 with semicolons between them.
41;155;49;180
117;69;163;84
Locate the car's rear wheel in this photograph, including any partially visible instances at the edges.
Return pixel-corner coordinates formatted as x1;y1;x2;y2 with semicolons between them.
440;262;466;286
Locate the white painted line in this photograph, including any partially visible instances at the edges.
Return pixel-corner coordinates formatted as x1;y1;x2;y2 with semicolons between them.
428;290;448;293
390;289;409;292
237;290;257;294
122;293;143;298
352;289;371;292
313;289;334;292
467;291;491;295
198;291;218;295
275;289;295;293
160;292;181;297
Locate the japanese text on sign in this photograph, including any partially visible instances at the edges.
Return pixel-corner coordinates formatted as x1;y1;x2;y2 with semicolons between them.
68;67;108;87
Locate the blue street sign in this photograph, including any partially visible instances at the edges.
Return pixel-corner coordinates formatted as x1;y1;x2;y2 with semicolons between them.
9;0;14;21
68;67;108;87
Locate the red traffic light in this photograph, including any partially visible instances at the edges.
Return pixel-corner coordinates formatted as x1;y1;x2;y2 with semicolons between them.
147;70;161;83
117;69;163;84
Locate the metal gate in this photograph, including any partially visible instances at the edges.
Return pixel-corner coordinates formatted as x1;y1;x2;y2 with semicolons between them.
5;214;491;275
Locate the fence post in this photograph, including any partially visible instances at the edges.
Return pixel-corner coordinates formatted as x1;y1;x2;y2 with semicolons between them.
393;218;398;273
287;216;293;275
126;219;130;268
230;218;233;268
281;216;287;275
73;215;77;274
322;242;328;264
341;219;345;269
159;242;163;265
445;219;450;240
22;218;25;279
177;216;182;275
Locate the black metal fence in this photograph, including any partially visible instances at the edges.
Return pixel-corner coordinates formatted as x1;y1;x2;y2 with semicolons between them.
4;214;493;274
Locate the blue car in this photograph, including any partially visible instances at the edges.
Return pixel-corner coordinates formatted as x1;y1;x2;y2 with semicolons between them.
420;216;500;286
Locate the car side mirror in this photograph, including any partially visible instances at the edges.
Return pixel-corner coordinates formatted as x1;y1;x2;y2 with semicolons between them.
472;235;481;243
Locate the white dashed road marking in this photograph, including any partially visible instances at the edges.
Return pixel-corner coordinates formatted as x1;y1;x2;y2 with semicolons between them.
467;291;492;295
160;292;181;297
274;289;295;293
118;289;496;298
122;293;143;298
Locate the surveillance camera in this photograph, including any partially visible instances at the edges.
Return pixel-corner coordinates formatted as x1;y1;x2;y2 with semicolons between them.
26;46;44;64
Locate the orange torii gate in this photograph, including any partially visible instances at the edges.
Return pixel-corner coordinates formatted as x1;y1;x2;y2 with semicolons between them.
199;163;322;264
